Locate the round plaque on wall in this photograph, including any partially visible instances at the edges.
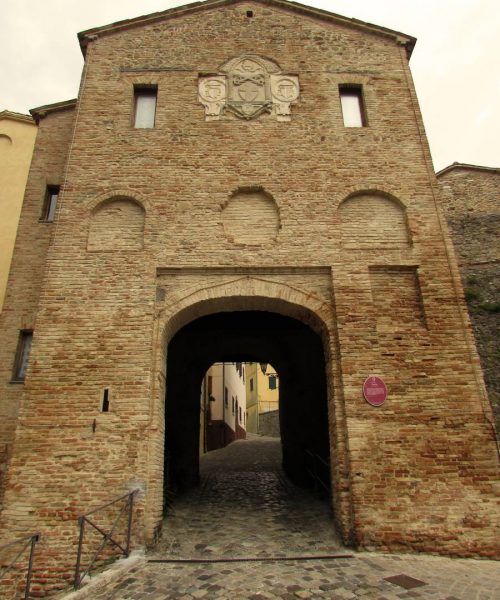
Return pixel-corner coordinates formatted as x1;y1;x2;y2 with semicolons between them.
363;376;387;407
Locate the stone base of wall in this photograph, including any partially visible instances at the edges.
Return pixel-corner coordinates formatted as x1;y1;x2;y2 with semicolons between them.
258;410;280;438
236;424;246;441
206;420;245;452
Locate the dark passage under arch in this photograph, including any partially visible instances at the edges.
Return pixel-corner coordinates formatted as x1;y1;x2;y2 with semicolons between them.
165;310;330;497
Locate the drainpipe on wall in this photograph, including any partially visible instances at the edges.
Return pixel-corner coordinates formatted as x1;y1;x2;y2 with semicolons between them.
222;362;226;447
203;374;208;454
256;366;259;435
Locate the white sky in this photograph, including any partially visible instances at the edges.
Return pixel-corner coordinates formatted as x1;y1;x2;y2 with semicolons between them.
1;0;498;171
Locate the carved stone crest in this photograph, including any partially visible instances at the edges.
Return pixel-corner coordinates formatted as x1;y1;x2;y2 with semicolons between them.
198;55;299;121
198;77;227;119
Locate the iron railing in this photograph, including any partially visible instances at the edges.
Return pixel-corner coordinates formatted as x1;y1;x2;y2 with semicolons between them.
0;533;40;600
304;450;331;494
74;489;139;590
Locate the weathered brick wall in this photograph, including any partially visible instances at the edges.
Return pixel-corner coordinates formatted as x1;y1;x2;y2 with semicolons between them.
0;107;75;508
222;189;280;244
87;197;145;250
340;193;411;248
0;1;498;593
438;166;500;432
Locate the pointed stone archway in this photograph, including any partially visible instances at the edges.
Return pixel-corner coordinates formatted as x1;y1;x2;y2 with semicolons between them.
146;274;355;546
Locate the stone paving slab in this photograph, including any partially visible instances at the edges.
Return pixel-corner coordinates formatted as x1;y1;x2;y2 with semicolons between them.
75;552;500;600
63;437;500;599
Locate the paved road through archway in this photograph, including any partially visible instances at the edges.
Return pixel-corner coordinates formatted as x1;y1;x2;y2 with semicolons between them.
154;434;344;559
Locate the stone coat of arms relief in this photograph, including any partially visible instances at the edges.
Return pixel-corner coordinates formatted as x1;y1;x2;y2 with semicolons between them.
198;55;299;121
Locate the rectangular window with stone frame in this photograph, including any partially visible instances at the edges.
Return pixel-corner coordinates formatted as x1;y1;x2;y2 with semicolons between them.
339;84;367;127
133;85;157;128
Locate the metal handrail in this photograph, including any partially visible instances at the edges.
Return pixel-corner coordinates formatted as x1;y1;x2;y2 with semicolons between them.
0;533;40;600
74;489;139;590
304;449;331;494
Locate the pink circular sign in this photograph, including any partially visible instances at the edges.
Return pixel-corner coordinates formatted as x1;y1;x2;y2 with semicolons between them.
363;376;387;406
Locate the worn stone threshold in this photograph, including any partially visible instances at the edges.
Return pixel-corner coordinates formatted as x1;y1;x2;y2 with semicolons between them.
148;553;353;563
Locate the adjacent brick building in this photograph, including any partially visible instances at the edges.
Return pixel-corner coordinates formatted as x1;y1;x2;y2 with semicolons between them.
0;0;498;594
438;163;499;432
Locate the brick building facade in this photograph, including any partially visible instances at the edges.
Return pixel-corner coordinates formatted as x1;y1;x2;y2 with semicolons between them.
0;0;498;594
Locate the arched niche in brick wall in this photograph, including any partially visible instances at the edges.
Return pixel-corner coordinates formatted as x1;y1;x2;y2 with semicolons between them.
87;196;145;251
339;191;411;248
222;187;280;245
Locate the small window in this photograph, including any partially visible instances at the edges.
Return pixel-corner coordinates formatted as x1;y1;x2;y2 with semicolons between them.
224;386;228;407
268;375;277;390
232;396;235;414
41;185;60;222
207;375;212;395
133;85;157;128
102;389;110;412
339;85;366;127
249;378;254;392
12;330;33;382
239;407;242;422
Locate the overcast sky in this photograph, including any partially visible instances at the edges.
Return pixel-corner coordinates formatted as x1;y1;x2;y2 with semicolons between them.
1;0;498;171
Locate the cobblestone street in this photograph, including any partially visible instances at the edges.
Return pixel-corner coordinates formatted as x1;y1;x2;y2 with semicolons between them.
67;436;500;600
153;434;343;560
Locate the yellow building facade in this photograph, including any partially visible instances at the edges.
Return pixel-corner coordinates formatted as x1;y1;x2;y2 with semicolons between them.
0;111;37;310
245;362;279;435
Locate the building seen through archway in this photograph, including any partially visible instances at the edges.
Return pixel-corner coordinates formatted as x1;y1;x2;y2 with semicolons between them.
199;359;281;453
245;362;280;437
200;361;248;453
165;311;330;498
